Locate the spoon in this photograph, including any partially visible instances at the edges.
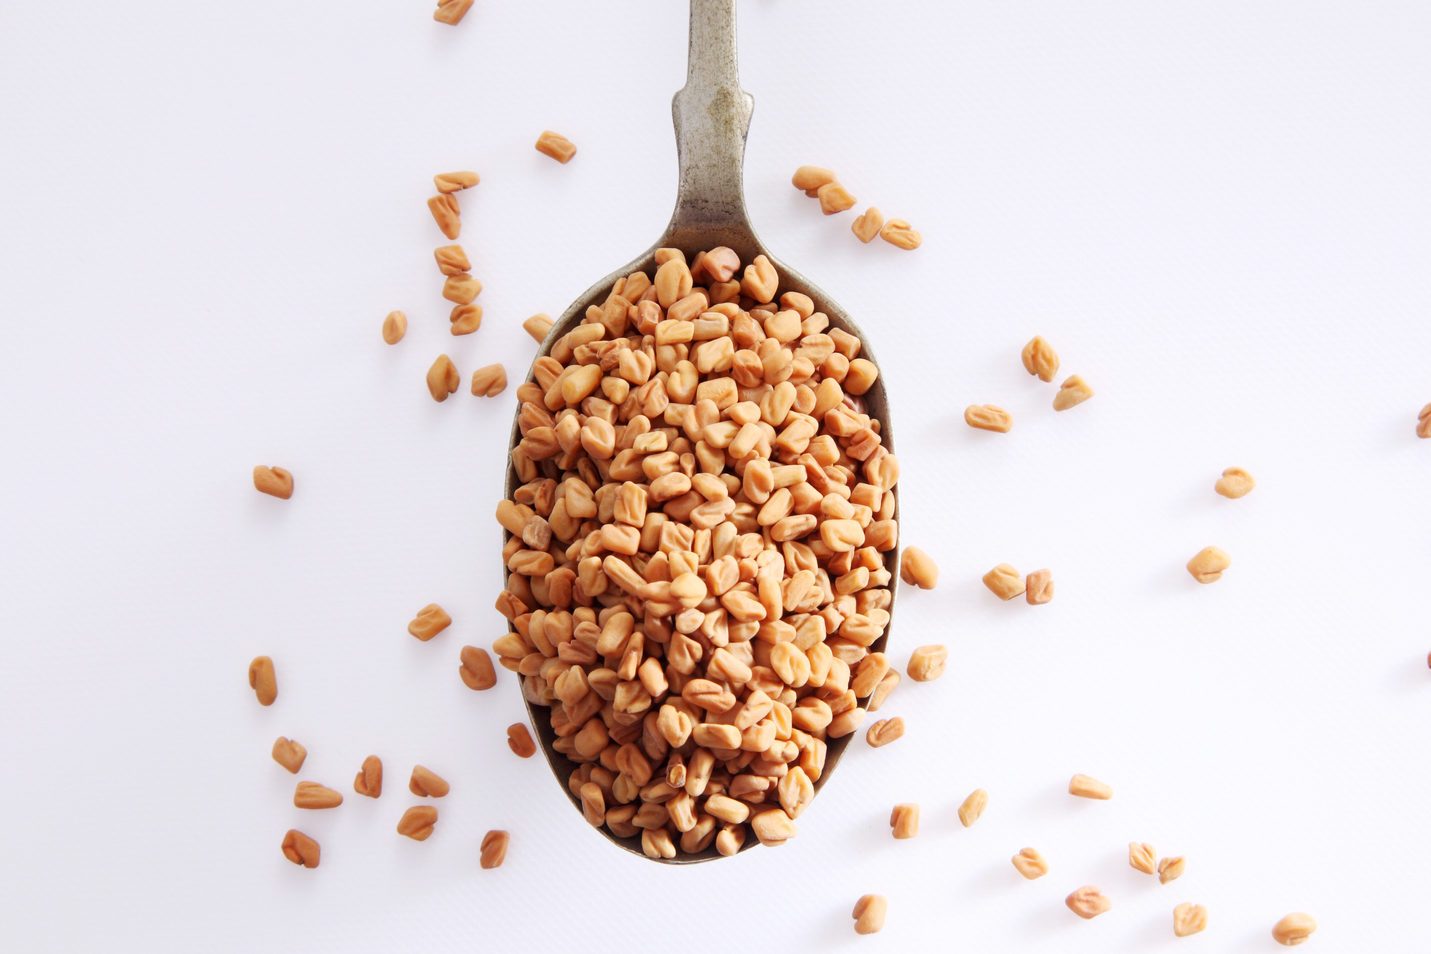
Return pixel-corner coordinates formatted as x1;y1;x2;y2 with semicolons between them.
506;0;898;863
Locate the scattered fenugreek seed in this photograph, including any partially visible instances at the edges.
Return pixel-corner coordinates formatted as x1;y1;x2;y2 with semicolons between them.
522;313;553;342
1012;847;1049;880
271;737;307;774
407;603;451;641
900;547;938;589
851;207;883;243
868;670;900;712
252;466;293;500
1158;856;1186;884
470;363;507;398
382;309;407;345
1025;568;1054;605
281;829;320;868
816;181;856;215
1021;336;1060;382
1068;774;1112;800
1053;374;1094;410
426;355;460;402
480;830;509;869
433;171;478;194
1129;842;1157;875
879;218;921;250
248;656;277;706
434;244;470;276
1066;885;1112;919
1272;913;1316;946
1418;403;1431;438
507;723;536;758
889;803;919;839
958;788;988;827
427;194;460;240
1173;902;1208;937
443;273;482;306
459;646;497;690
983;563;1025;601
965;404;1012;433
409;765;450;798
449;304;482;335
433;0;473;25
866;717;905;748
294;781;343;809
397;805;438;840
354;755;383;798
1215;466;1256;499
791;165;837;195
1186;546;1230;584
852;894;888;935
535;131;577;164
906;644;947;682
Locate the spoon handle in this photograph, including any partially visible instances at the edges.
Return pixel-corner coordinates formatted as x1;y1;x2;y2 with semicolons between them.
668;0;755;244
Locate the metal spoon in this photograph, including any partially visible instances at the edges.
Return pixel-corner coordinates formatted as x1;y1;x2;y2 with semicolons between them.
506;0;897;863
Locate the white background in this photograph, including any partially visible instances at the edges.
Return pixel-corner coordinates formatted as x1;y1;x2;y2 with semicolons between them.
2;1;1429;951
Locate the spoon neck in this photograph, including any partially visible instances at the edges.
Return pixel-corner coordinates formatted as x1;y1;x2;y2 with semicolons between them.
667;0;755;247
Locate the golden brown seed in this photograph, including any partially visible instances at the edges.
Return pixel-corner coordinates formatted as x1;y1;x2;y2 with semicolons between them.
844;357;879;395
480;830;509;869
816;181;856;215
271;737;307;774
459;646;497;690
1053;374;1094;411
900;547;938;589
1129;842;1157;875
1215;466;1256;499
866;717;904;748
294;781;343;809
964;404;1012;433
426;355;460;402
791;165;837;193
449;304;482;335
868;670;900;712
409;765;450;798
1066;886;1111;919
889;803;919;839
1272;913;1316;946
434;244;470;275
852;207;883;243
397;805;438;841
354;756;382;798
1186;546;1231;584
507;723;536;758
433;170;478;193
879;218;921;249
252;466;294;500
750;808;797;846
906;645;948;682
852;894;888;935
427;193;460;240
1419;403;1431;438
470;363;506;398
1158;856;1186;884
1021;335;1060;382
248;656;277;706
443;273;481;306
522;314;553;343
1012;847;1049;880
535;130;577;164
957;788;988;827
1173;903;1208;937
982;564;1025;601
1068;774;1113;800
433;0;473;25
1025;569;1054;605
382;310;407;345
281;829;320;868
407;603;451;641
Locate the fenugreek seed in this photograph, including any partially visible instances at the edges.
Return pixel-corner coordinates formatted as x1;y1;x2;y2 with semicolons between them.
906;645;947;682
1053;374;1094;411
409;765;450;798
427;193;460;240
852;894;888;935
868;670;899;712
792;165;837;194
879;218;921;250
434;244;470;275
958;788;988;827
816;181;856;215
480;830;509;869
433;0;473;25
354;756;383;798
1173;903;1208;937
535;130;577;164
426;354;460;402
889;803;919;839
1066;886;1111;919
507;723;536;758
750;808;797;846
1419;403;1431;438
458;646;497;690
408;603;451;641
852;207;883;243
433;170;478;194
1129;842;1157;875
281;829;320;868
1068;774;1112;800
1025;568;1054;605
294;781;343;809
248;656;277;706
522;314;553;343
1215;466;1256;499
900;547;938;589
965;404;1012;433
470;364;507;398
1012;847;1049;880
1272;913;1316;946
1186;546;1230;584
1158;856;1186;884
866;717;904;748
1021;336;1061;382
983;564;1025;601
252;466;293;500
448;304;482;335
271;737;307;774
397;805;438;841
443;273;482;306
382;310;407;345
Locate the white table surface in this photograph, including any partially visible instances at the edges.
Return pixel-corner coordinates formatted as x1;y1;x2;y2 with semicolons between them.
3;1;1429;950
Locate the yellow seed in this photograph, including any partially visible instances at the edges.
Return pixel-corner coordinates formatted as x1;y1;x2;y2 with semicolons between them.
983;564;1025;601
433;171;478;194
957;788;988;827
382;310;407;344
1053;374;1094;410
852;207;884;243
1186;546;1231;584
1272;913;1316;946
1215;466;1256;499
535;130;577;164
965;404;1012;433
879;218;921;250
1173;903;1208;937
1021;336;1060;382
1068;773;1113;799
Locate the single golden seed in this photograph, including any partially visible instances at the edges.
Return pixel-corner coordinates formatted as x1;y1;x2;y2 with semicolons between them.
382;309;407;345
1066;885;1111;919
1186;546;1231;584
1012;847;1049;880
1215;466;1256;499
957;788;988;827
965;404;1012;433
407;603;451;641
1129;842;1157;874
1158;856;1186;884
523;313;553;343
983;563;1025;601
426;355;460;402
1173;902;1208;937
1021;336;1060;382
252;466;294;500
535;130;577;164
1053;374;1094;410
852;207;884;243
1025;568;1054;605
851;894;888;935
433;170;478;193
879;218;921;250
1068;774;1112;800
1272;913;1317;946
